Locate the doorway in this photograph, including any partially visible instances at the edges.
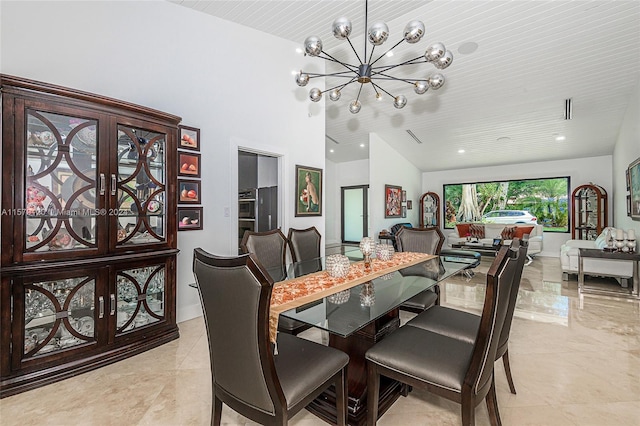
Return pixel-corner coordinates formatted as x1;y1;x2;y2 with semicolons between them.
341;185;368;243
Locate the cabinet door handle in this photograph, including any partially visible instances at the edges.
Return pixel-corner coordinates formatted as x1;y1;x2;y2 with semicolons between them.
99;174;106;195
110;294;116;315
111;174;117;196
99;296;104;319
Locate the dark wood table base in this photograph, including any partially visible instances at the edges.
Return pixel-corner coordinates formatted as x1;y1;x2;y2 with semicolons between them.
305;310;407;426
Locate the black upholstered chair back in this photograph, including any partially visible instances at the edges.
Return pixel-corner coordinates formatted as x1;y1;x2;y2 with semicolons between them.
240;229;287;281
192;249;285;418
498;236;529;351
395;226;445;254
467;240;520;396
287;226;321;262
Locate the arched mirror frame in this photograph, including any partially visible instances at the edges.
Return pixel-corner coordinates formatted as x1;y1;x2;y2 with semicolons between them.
419;192;440;228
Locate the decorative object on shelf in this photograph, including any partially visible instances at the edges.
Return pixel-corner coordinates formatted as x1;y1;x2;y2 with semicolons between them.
178;125;200;151
178;179;201;204
295;165;323;217
571;183;608;240
603;228;616;252
360;236;375;270
384;184;402;218
327;289;351;305
419;191;440;227
407;200;412;210
628;157;640;221
178;207;203;231
402;205;407;218
359;282;375;306
178;152;201;178
376;243;394;261
401;190;407;203
296;0;452;113
326;254;351;278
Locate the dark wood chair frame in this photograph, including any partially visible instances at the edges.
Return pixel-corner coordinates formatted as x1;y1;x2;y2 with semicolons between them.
287;226;322;263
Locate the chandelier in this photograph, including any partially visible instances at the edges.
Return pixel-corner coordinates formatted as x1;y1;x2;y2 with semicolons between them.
295;0;453;114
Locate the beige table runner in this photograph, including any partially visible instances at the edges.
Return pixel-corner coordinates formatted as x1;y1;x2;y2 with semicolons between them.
269;252;435;343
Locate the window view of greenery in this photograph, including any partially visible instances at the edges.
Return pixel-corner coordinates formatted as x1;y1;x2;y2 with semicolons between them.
443;177;569;232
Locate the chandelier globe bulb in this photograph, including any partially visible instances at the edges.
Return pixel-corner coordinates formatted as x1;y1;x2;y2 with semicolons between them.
414;81;429;95
329;89;342;101
304;36;323;57
393;95;407;109
309;88;323;102
349;100;362;114
425;42;446;62
403;20;425;44
332;17;352;40
427;74;445;90
434;50;454;70
295;72;310;87
368;22;389;45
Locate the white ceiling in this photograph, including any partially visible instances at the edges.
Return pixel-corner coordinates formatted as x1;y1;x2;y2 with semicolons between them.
169;0;640;172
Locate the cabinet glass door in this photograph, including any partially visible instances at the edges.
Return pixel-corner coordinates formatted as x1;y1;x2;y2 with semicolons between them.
115;125;166;246
24;110;100;253
21;277;96;358
115;265;165;334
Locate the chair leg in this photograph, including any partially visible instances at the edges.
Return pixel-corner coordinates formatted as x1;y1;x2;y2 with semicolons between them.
335;368;348;426
501;349;517;394
367;363;380;425
461;399;475;426
212;394;222;426
434;284;441;305
485;375;502;426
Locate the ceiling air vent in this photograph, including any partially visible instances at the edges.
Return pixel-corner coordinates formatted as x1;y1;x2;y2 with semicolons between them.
564;98;573;120
406;129;423;144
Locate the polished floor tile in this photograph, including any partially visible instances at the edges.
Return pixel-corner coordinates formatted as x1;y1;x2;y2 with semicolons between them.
1;256;639;425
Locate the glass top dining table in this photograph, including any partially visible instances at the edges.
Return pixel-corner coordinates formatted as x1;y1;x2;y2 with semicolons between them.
266;249;476;338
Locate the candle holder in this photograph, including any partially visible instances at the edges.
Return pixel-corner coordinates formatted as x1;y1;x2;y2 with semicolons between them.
376;243;394;261
627;239;636;254
615;239;625;253
359;237;375;270
327;290;351;305
326;254;350;278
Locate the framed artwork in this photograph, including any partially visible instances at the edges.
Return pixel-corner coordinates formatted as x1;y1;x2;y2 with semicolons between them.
178;152;201;178
629;157;640;220
402;206;407;218
402;190;407;202
626;168;631;191
178;207;203;231
178;179;201;204
179;125;200;151
295;165;322;216
384;184;402;218
407;200;413;210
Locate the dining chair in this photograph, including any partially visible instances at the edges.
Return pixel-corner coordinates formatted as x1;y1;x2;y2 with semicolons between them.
192;249;349;426
405;237;529;394
365;243;520;426
394;226;445;313
241;228;311;336
287;226;321;262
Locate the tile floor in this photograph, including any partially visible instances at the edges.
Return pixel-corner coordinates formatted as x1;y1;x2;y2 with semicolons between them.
1;256;639;425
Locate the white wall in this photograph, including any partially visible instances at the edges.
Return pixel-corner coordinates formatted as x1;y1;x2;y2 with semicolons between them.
369;133;422;236
1;1;325;323
422;156;613;257
612;78;640;235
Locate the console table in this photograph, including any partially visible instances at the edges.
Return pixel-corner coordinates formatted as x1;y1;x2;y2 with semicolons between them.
578;248;640;299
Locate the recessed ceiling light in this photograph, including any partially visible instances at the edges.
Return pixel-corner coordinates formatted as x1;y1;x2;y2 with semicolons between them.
360;143;365;148
458;149;465;154
329;149;334;153
295;48;303;54
555;135;566;141
386;51;394;57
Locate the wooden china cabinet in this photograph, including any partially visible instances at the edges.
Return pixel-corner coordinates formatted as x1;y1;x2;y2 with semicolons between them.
0;75;181;397
571;183;608;240
419;192;440;228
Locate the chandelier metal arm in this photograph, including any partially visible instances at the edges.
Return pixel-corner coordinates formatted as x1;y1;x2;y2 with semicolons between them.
372;55;427;73
345;37;364;65
317;51;360;73
322;78;359;94
371;74;417;85
369;38;406;67
367;44;377;65
306;71;358;78
371;81;396;99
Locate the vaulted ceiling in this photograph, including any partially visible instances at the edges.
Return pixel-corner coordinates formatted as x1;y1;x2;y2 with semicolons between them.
169;1;640;172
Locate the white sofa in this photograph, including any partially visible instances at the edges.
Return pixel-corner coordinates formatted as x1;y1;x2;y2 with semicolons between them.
446;223;543;261
560;227;633;284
